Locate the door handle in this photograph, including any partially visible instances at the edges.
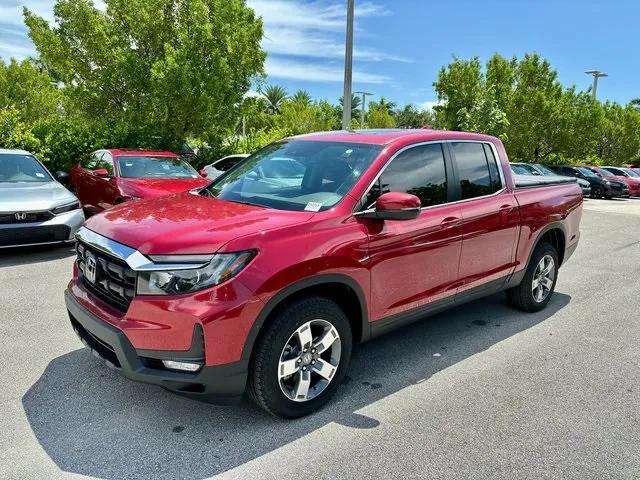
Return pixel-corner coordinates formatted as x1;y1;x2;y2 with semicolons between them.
440;216;461;228
499;205;513;214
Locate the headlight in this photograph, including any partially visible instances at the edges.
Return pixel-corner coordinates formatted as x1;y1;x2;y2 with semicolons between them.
137;251;256;295
605;180;611;185
51;201;81;214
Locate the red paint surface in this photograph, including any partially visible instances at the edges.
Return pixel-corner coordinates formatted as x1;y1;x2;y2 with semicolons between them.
69;130;583;366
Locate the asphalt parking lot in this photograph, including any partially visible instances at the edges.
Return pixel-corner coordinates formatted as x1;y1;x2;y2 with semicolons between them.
1;198;639;480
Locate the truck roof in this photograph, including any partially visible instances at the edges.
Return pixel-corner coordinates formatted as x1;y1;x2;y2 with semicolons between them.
290;129;498;146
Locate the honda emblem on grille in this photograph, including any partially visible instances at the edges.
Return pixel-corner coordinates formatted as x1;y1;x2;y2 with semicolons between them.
14;212;27;220
85;252;97;283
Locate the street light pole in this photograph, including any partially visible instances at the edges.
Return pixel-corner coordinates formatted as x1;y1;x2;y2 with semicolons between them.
341;0;355;130
585;70;608;100
354;91;373;129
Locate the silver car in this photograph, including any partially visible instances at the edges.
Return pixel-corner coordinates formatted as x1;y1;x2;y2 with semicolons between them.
0;149;85;248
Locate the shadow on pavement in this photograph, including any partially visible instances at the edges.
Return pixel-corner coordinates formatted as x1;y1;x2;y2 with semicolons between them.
0;243;76;267
22;292;570;479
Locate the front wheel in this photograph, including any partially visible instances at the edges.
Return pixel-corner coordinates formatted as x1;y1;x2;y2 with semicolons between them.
248;297;352;418
507;242;559;312
591;185;603;198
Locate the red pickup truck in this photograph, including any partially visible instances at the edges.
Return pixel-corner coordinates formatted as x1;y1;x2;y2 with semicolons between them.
65;130;582;418
68;149;209;214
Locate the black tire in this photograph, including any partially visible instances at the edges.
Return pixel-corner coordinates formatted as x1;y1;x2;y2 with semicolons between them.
507;242;559;312
591;185;603;198
247;297;352;418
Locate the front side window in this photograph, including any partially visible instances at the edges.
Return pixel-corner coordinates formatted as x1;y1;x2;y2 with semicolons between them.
453;142;497;199
0;154;52;183
363;143;447;208
117;156;199;179
205;140;382;212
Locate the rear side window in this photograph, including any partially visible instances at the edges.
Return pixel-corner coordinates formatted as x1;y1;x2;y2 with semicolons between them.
363;143;447;208
483;144;502;192
452;142;498;199
216;156;244;171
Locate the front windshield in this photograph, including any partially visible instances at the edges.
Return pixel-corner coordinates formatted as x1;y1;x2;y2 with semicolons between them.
533;164;557;176
576;167;597;177
511;165;529;175
0;154;52;183
597;168;615;176
116;156;199;179
517;164;539;175
205;140;382;212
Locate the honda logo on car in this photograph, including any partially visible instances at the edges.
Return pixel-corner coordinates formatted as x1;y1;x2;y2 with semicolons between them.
84;252;97;283
14;212;27;220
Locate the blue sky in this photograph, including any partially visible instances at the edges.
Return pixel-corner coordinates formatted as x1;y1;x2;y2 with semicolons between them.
2;0;639;109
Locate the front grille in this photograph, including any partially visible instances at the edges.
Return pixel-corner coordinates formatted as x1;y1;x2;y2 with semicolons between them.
77;241;137;313
0;225;69;246
69;315;121;368
0;211;54;224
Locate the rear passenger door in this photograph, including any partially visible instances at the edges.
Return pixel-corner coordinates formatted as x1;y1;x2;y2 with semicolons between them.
451;142;520;294
363;143;463;321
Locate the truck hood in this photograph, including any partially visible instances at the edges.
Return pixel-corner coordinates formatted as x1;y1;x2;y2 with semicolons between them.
85;192;314;255
119;177;210;198
0;181;76;211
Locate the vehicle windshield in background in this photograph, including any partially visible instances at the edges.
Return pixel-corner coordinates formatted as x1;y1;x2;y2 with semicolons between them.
532;164;557;176
116;156;199;179
623;168;640;177
576;167;597;177
515;164;539;175
0;154;52;183
597;168;616;176
205;140;382;212
511;165;530;175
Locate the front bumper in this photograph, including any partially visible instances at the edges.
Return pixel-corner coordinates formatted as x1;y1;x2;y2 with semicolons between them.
65;290;248;404
0;209;84;248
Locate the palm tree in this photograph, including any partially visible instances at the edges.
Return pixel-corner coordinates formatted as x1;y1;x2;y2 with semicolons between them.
339;93;362;119
370;96;397;114
261;85;288;114
292;90;312;106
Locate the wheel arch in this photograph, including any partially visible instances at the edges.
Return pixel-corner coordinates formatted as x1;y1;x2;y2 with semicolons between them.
240;274;370;365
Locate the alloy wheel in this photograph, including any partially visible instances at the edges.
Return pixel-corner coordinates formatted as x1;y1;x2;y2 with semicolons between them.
278;319;341;402
532;254;555;303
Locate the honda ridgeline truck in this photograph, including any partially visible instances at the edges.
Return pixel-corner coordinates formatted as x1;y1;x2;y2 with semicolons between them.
65;129;583;418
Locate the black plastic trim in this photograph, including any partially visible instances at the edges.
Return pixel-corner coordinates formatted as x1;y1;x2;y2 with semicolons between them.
65;290;247;404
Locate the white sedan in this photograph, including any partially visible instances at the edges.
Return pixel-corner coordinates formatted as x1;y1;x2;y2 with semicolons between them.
202;154;250;180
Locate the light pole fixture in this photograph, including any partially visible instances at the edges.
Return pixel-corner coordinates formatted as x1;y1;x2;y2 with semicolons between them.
353;91;373;129
341;0;355;130
585;70;608;100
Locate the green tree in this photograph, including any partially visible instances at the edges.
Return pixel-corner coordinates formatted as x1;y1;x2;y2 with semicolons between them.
261;85;288;114
0;59;61;127
366;103;396;128
394;104;435;128
339;93;361;121
291;89;312;107
433;56;484;130
24;0;265;150
0;106;45;156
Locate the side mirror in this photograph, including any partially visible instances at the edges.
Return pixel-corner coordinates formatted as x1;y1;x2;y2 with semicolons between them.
55;171;69;184
199;169;208;177
357;192;421;221
92;168;110;178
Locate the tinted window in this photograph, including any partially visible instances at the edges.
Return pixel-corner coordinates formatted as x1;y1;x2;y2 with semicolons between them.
363;143;447;208
453;142;493;199
116;156;199;179
217;156;245;171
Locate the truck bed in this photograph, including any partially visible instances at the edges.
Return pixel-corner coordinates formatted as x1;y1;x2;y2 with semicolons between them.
513;174;577;189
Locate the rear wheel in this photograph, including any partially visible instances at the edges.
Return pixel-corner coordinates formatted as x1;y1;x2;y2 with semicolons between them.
507;242;559;312
591;185;603;198
248;297;352;418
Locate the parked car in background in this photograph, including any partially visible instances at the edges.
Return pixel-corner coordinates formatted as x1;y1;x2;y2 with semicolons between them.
511;162;591;196
69;150;209;214
65;129;582;418
548;165;628;199
0;149;84;248
202;154;250;180
583;166;640;197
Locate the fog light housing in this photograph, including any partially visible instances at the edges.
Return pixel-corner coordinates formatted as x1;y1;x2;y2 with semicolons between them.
162;360;202;372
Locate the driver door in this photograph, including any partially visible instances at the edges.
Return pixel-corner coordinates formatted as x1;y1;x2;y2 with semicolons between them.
362;143;463;322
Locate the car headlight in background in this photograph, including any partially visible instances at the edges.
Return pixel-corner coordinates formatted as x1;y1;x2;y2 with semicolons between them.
137;251;256;295
51;201;81;215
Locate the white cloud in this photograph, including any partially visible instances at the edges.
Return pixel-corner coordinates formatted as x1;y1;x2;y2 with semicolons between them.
266;57;390;84
416;100;441;112
249;0;407;83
